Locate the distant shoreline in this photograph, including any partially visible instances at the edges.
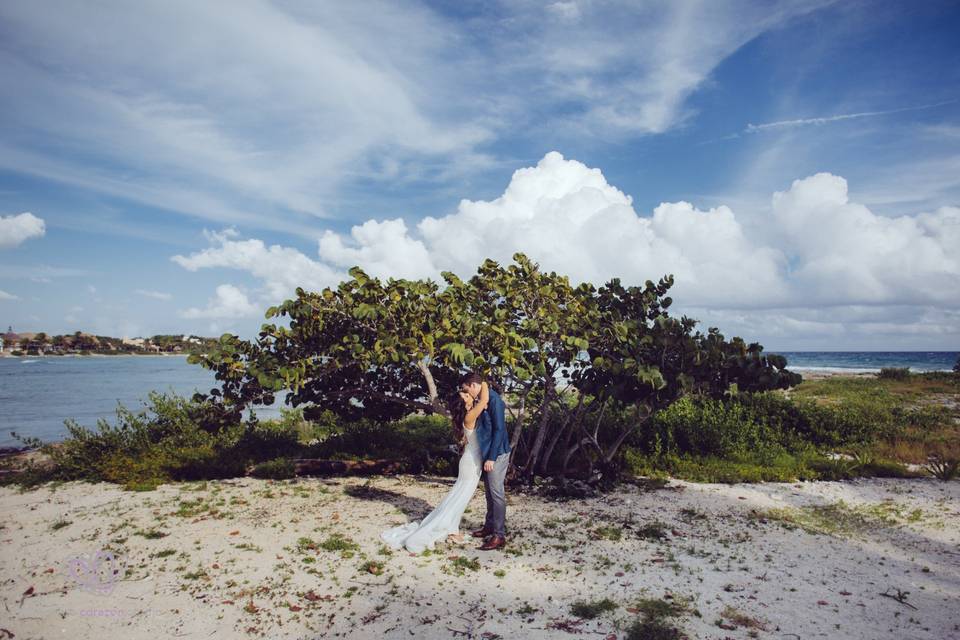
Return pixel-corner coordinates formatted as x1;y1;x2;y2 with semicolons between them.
1;353;953;373
0;352;192;358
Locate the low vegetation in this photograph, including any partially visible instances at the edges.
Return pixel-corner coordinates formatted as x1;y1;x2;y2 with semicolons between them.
623;370;958;484
3;367;957;490
2;254;956;491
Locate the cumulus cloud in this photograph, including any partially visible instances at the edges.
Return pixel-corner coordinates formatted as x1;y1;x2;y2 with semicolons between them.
179;284;259;320
318;219;437;281
173;151;960;322
769;173;959;305
0;289;18;300
0;212;45;248
171;229;340;302
135;289;173;301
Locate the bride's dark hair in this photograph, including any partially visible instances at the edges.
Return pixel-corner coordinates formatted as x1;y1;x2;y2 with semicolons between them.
447;390;468;450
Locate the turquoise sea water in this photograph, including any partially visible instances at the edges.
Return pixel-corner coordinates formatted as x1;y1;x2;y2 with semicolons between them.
767;351;958;374
0;355;284;448
0;351;956;448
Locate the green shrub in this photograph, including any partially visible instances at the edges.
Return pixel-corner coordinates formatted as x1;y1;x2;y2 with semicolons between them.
878;367;911;380
862;459;923;479
233;418;301;461
570;598;618;619
624;447;885;484
634;391;879;462
625;617;683;640
11;391;261;487
642;394;769;458
306;414;455;472
319;533;359;552
251;457;296;479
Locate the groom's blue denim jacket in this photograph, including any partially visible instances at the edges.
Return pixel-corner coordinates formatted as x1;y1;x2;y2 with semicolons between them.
476;387;511;463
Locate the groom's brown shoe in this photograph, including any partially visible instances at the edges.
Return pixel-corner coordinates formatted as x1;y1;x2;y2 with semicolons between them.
478;534;506;551
471;526;493;538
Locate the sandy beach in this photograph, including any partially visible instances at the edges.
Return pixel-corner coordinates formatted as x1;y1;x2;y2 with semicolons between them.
1;470;957;639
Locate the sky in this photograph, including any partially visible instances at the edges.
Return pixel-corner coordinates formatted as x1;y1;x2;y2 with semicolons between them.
0;0;958;351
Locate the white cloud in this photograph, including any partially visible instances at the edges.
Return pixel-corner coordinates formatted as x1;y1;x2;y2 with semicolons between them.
135;289;173;301
179;284;259;320
0;1;833;232
769;173;959;305
318;219;437;281
0;289;18;300
495;1;832;137
415;151;791;308
170;152;959;347
745;100;958;133
548;2;582;22
171;230;340;303
0;212;45;248
688;305;960;351
0;1;490;230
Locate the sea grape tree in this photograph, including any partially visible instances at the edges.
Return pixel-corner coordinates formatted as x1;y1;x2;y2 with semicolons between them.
188;252;802;483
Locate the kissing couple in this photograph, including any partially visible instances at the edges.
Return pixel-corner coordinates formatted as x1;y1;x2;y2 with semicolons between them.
380;372;511;554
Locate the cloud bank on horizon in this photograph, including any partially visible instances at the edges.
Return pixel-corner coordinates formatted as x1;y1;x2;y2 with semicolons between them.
171;151;960;344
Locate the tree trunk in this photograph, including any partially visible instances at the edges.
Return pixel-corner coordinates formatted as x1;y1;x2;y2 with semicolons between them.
539;392;584;475
416;359;446;414
603;403;654;463
522;381;555;478
506;383;533;468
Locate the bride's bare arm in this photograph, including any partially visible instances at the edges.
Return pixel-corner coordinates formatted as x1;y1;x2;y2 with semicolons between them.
464;382;489;425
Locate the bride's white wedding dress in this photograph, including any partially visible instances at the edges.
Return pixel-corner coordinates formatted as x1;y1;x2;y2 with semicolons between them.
380;427;482;554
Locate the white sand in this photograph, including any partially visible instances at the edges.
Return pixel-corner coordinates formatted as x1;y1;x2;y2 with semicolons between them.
1;473;957;639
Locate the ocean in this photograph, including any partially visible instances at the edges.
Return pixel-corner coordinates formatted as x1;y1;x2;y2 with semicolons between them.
766;351;958;374
0;352;956;448
0;355;285;449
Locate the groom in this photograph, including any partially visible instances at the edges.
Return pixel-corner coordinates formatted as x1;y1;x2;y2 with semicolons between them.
460;372;511;551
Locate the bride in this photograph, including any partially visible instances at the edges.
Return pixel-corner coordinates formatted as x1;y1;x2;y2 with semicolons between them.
380;381;489;554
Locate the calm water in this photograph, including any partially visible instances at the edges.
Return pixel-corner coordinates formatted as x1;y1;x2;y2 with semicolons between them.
0;355;284;448
0;351;957;448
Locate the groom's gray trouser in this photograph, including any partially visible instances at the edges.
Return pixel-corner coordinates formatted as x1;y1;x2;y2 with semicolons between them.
482;451;510;537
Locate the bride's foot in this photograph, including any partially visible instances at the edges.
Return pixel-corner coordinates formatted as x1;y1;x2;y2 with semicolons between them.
447;532;465;544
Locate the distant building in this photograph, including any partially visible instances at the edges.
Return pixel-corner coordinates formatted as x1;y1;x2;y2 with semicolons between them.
3;328;20;353
3;328;19;348
122;337;146;347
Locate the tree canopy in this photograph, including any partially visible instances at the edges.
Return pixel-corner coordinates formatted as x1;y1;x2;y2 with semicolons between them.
188;253;802;482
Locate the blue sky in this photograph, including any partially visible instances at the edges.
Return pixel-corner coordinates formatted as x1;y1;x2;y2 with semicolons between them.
0;0;958;350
